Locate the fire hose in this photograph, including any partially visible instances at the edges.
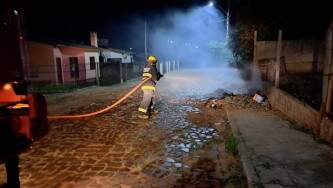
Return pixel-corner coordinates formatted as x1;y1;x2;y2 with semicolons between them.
47;78;150;120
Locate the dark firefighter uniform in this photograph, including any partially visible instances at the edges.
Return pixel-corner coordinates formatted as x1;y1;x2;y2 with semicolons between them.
138;55;162;118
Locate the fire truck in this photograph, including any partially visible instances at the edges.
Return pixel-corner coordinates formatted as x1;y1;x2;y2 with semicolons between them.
0;1;49;180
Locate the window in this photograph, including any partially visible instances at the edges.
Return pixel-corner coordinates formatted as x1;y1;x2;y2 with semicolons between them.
90;56;96;70
69;57;79;78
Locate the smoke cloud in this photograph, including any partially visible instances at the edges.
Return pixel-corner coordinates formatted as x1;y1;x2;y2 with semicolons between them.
124;5;262;96
149;5;232;68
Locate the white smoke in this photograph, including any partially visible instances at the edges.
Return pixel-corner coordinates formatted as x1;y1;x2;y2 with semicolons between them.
149;5;232;68
128;5;262;97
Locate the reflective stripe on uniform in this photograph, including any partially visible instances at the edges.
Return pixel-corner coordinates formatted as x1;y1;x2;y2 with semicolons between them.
138;107;148;113
143;73;152;78
141;85;156;91
144;67;151;72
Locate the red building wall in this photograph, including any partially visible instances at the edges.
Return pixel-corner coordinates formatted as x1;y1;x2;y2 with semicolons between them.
58;46;86;84
27;41;56;83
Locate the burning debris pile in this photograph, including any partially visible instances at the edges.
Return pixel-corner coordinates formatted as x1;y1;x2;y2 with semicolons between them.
223;94;271;111
201;91;271;112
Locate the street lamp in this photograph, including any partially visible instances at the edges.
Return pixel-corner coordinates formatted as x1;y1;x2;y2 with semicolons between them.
208;1;230;43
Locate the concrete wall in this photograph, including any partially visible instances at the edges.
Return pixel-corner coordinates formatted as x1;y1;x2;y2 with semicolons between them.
256;40;324;74
267;86;321;132
27;41;56;83
267;86;333;145
100;62;121;85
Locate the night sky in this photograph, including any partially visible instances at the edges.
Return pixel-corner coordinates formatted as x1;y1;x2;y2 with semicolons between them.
8;0;333;52
233;0;333;40
20;0;207;51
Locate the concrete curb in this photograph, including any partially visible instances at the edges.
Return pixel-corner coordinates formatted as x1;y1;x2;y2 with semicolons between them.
225;108;261;188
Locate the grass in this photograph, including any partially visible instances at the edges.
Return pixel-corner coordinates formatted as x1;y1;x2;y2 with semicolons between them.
30;84;79;93
225;134;238;155
314;136;330;145
227;175;248;188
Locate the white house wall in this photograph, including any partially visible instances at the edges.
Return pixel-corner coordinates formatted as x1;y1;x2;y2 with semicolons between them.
122;53;132;63
102;50;133;64
53;47;63;84
84;52;100;80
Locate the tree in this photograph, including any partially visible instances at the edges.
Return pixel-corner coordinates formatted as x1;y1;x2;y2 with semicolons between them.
229;18;275;66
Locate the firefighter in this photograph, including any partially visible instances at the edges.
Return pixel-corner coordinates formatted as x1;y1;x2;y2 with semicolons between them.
138;55;163;119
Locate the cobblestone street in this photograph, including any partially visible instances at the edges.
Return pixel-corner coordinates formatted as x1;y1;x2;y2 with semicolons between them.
1;70;247;188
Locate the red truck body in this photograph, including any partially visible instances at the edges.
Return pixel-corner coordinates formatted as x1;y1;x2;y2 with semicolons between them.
0;3;49;156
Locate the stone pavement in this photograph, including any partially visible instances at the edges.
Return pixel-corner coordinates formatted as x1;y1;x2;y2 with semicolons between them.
227;109;333;188
1;69;247;187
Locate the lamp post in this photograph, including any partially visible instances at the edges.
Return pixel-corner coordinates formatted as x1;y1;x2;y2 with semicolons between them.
209;1;230;43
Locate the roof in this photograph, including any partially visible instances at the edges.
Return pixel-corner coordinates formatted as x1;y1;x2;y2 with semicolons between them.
102;47;134;55
28;39;98;50
56;43;99;51
28;39;133;54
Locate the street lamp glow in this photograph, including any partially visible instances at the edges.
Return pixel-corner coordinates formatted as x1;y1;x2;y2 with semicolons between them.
208;2;214;7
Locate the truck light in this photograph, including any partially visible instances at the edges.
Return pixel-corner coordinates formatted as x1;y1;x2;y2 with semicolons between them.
3;83;12;90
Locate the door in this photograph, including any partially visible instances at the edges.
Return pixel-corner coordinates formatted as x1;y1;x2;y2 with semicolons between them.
56;58;63;84
69;57;79;79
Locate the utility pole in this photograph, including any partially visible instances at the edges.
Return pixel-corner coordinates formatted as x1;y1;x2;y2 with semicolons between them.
253;30;258;66
160;62;163;75
144;19;148;58
322;28;333;114
95;62;100;86
211;1;230;43
275;30;283;87
226;0;230;43
119;62;123;84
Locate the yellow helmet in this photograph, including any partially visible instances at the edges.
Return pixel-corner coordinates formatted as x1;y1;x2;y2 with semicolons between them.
147;55;157;64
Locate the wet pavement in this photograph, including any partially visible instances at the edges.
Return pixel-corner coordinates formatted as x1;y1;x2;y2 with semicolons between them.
0;69;246;187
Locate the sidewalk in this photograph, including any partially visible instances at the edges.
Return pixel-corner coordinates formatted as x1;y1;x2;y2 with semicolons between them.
227;109;333;188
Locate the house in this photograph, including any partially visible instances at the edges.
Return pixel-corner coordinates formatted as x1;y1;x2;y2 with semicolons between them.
100;48;133;64
27;40;100;85
99;48;135;84
27;32;139;86
56;43;99;84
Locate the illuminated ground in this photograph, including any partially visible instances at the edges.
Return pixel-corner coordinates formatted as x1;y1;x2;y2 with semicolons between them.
3;68;332;187
0;69;246;187
157;68;248;99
